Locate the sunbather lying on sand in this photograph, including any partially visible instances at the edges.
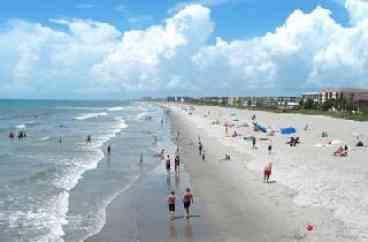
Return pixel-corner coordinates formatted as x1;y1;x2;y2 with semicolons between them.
334;146;348;157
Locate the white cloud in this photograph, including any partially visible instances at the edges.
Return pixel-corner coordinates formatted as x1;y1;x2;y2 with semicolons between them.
345;0;368;24
1;2;368;98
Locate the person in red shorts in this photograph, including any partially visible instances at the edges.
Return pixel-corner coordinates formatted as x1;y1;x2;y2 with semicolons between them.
168;191;176;220
263;162;272;183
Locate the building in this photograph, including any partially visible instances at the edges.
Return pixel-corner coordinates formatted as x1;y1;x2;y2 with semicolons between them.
302;92;320;104
320;88;368;103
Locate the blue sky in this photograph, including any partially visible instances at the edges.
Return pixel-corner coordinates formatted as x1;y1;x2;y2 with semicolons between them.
0;0;367;99
0;0;349;39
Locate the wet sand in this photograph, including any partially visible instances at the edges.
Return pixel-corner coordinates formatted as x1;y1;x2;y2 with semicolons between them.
86;103;357;242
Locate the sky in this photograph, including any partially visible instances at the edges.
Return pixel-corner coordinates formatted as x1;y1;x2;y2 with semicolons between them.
0;0;367;99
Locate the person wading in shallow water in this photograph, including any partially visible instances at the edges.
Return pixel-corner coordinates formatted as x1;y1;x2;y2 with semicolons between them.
174;155;180;173
166;155;171;172
183;188;194;219
168;191;176;220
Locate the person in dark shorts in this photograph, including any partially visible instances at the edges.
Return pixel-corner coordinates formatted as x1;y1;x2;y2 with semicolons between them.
268;141;272;155
168;191;176;220
166;155;171;171
198;141;203;155
183;188;194;219
174;155;180;173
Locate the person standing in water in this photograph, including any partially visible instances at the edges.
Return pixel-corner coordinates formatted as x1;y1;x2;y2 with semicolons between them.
168;191;176;220
107;145;111;155
174;155;180;173
86;135;92;144
183;188;194;219
166;155;171;172
139;152;144;164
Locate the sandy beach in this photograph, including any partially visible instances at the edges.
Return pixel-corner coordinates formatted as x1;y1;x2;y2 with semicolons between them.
86;103;367;242
166;104;367;242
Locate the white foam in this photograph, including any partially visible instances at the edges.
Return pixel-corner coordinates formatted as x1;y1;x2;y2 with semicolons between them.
107;106;124;112
74;112;108;121
40;136;51;141
16;124;26;129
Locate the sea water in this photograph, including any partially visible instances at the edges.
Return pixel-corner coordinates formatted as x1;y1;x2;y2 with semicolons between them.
0;100;172;242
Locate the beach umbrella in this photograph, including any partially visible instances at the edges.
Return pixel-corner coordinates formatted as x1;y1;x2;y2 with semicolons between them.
255;123;267;133
280;127;297;135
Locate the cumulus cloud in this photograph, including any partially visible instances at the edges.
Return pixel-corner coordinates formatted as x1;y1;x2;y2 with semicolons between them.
1;1;368;98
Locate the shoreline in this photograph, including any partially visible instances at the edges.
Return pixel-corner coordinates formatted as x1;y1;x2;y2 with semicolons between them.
85;103;364;242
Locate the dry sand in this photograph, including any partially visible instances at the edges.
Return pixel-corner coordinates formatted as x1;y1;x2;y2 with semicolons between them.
166;103;367;242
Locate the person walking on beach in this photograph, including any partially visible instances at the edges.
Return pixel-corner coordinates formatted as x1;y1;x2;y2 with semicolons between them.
263;162;272;183
183;188;194;219
168;191;176;220
166;155;171;172
201;150;206;161
252;136;256;149
198;141;203;155
268;140;272;155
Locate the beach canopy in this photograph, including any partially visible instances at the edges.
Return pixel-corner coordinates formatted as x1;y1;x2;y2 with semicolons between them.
280;127;297;135
255;123;267;133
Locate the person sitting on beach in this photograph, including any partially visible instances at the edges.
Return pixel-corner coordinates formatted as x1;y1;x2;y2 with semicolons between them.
232;130;238;137
225;153;231;160
183;188;194;219
334;146;348;157
263;162;272;183
356;140;364;147
168;191;176;220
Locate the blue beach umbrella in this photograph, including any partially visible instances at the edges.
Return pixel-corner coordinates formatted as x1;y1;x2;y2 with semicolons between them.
280;127;297;135
255;123;267;133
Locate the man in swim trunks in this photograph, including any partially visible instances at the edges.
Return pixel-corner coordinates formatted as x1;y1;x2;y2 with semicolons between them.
168;191;176;220
183;188;194;219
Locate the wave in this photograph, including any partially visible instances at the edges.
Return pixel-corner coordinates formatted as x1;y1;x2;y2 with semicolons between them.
107;107;124;112
15;124;26;129
74;112;108;121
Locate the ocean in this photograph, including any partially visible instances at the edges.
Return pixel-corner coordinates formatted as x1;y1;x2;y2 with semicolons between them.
0;100;176;242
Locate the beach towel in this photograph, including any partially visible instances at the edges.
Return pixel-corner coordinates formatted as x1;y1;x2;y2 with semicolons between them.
280;127;297;135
